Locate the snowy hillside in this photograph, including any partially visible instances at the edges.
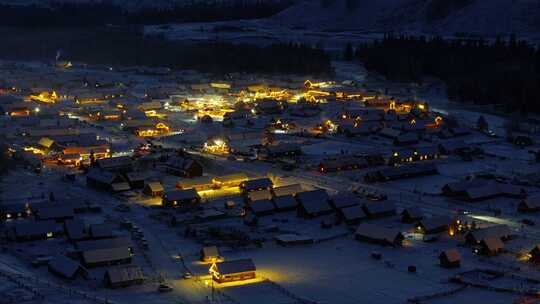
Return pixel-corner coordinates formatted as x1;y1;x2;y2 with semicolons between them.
0;0;295;10
272;0;540;37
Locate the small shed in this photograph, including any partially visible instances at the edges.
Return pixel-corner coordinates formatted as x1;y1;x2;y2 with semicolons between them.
125;172;146;189
478;237;504;256
529;245;540;263
210;259;256;283
439;249;461;268
518;195;540;213
104;265;144;288
200;246;222;263
401;207;424;223
143;181;164;197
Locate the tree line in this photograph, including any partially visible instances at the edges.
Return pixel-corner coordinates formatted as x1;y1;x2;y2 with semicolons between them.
0;1;294;28
0;27;333;75
353;34;540;113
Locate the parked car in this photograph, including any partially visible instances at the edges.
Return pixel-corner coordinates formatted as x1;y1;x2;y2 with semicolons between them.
158;284;173;293
114;204;130;212
522;219;535;226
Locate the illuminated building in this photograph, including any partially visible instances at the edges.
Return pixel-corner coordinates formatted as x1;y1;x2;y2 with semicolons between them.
29;91;58;104
212;173;249;188
209;259;256;283
203;138;229;154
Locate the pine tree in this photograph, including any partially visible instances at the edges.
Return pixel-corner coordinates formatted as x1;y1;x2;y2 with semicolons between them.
476;115;488;131
344;43;354;61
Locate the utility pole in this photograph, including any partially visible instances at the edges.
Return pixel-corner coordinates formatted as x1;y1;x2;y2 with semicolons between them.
211;278;215;303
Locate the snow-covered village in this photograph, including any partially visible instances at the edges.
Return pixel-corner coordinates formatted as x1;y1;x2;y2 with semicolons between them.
1;1;540;304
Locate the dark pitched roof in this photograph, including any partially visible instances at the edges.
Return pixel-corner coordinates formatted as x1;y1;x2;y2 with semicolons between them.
418;216;453;232
340;205;367;221
76;237;133;252
272;195;297;210
481;236;504;252
82;247;131;264
12;220;60;238
247;189;273;202
105;265;144;284
48;255;82;279
296;189;332;215
96;156;132;170
35;205;74;220
521;195;540;210
355;223;403;244
362;201;396;216
272;184;303;197
401;207;424;219
89;223;114;239
241;178;273;191
331;192;363;209
440;249;461;263
164;189;200;201
87;169;118;184
467;225;512;243
201;246;220;258
214;259;256;275
65;219;87;240
145;181;164;193
248;199;275;215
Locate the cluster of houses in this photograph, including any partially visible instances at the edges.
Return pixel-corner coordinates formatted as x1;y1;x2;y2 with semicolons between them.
1;197;143;288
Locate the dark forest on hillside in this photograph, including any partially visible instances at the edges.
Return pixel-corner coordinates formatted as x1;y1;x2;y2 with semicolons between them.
0;27;333;75
126;0;294;24
355;35;540;113
0;1;293;27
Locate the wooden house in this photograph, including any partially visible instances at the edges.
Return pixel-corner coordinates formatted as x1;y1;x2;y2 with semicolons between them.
143;181;164;197
440;249;461;268
210;259;256;283
162;189;200;208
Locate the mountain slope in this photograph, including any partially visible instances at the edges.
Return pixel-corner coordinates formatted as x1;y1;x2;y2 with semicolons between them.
271;0;540;37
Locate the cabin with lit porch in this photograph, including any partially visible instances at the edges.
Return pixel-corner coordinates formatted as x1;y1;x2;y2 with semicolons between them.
209;259;256;283
163;189;201;208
